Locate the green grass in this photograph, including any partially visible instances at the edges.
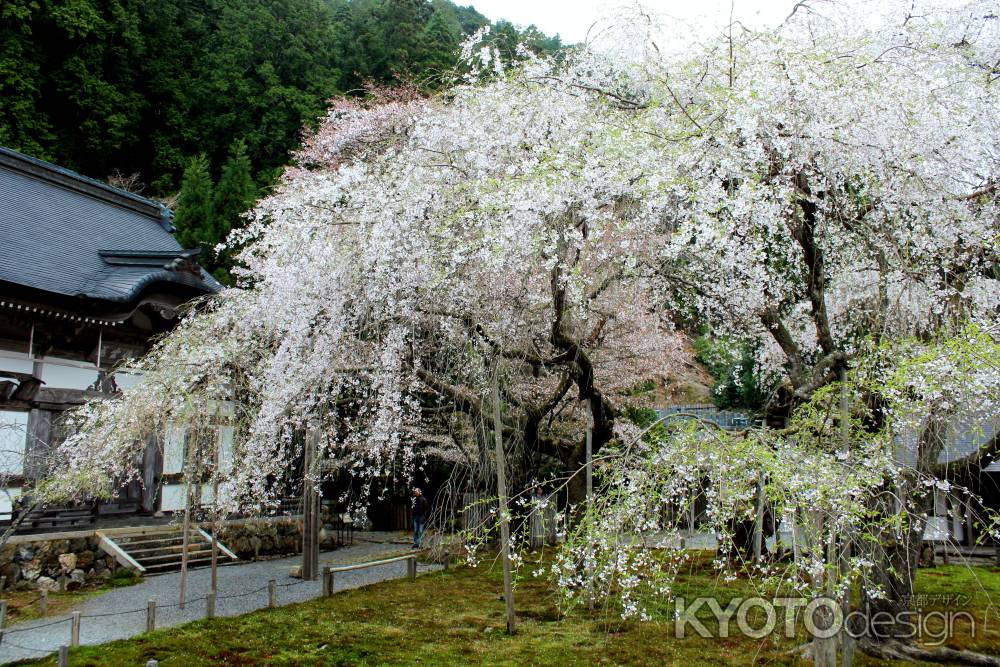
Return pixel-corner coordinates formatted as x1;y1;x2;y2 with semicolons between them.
12;557;1000;666
3;572;144;624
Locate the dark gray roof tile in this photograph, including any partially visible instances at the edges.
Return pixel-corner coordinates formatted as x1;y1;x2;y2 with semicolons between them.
0;147;220;303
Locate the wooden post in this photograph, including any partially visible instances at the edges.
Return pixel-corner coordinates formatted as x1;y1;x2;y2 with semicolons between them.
321;568;331;597
269;579;278;607
211;427;222;595
492;373;515;634
585;418;594;612
146;599;156;632
179;427;198;610
210;514;220;595
838;369;855;666
58;645;68;667
407;556;416;580
70;611;80;646
840;540;855;667
753;471;765;562
207;590;216;619
302;428;320;581
965;497;975;547
39;589;48;614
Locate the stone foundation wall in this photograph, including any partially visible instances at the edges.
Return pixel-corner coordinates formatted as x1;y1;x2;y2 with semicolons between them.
0;517;342;591
214;511;346;559
0;537;116;592
216;519;303;560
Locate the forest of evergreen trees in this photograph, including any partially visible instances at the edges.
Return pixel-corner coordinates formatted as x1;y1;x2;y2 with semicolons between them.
0;0;561;280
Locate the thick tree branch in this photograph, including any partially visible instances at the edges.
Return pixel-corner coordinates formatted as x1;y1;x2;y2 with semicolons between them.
791;172;837;356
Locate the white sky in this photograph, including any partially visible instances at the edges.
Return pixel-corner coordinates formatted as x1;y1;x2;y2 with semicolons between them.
469;0;799;43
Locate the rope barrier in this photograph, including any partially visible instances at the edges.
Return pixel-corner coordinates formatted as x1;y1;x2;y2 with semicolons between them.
81;607;146;619
213;585;269;601
1;637;53;653
0;552;416;649
2;616;71;634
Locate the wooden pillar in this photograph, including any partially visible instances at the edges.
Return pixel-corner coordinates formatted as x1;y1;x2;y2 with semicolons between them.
752;471;765;562
70;611;80;646
321;568;332;597
492;375;515;634
302;428;320;581
23;408;53;481
179;426;197;609
141;433;162;514
964;497;975;547
585;416;594;612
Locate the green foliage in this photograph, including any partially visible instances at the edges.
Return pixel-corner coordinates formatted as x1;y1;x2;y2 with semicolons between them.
211;139;257;283
622;405;659;429
0;0;561;277
419;9;461;83
621;405;671;446
103;568;143;588
692;335;766;412
1;0;557;190
173;154;215;254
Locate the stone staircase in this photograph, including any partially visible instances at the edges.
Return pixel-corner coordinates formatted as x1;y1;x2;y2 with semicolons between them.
96;526;238;575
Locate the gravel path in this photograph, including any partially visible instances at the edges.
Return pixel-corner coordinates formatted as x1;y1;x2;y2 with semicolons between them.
0;537;437;664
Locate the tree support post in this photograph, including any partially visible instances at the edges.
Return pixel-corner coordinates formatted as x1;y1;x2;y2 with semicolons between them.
585;421;595;612
753;471;765;562
302;428;320;581
321;568;332;597
493;372;516;634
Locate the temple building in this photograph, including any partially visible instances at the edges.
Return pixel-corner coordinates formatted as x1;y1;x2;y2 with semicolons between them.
0;146;221;529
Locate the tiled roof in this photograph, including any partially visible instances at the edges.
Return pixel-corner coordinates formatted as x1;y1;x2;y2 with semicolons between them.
0;146;220;304
895;417;1000;471
655;405;751;430
655;404;999;471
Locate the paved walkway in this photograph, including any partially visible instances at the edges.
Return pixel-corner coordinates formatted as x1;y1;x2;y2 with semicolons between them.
0;537;436;664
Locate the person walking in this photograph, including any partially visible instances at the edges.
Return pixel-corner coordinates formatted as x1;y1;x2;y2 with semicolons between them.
411;487;429;549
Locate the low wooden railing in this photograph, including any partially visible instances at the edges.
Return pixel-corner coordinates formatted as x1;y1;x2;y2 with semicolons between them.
320;553;417;596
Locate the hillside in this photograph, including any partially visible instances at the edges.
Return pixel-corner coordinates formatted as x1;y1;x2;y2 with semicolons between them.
0;0;560;194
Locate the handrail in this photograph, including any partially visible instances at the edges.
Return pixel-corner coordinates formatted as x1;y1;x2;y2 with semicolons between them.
325;553;414;574
95;531;146;573
196;527;239;561
321;553;417;597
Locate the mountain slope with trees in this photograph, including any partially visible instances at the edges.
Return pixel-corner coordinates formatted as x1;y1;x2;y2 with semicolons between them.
0;0;561;281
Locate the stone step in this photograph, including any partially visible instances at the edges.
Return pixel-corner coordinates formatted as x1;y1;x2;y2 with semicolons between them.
97;528;237;574
143;556;217;573
127;542;212;556
135;548;214;564
117;534;195;546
